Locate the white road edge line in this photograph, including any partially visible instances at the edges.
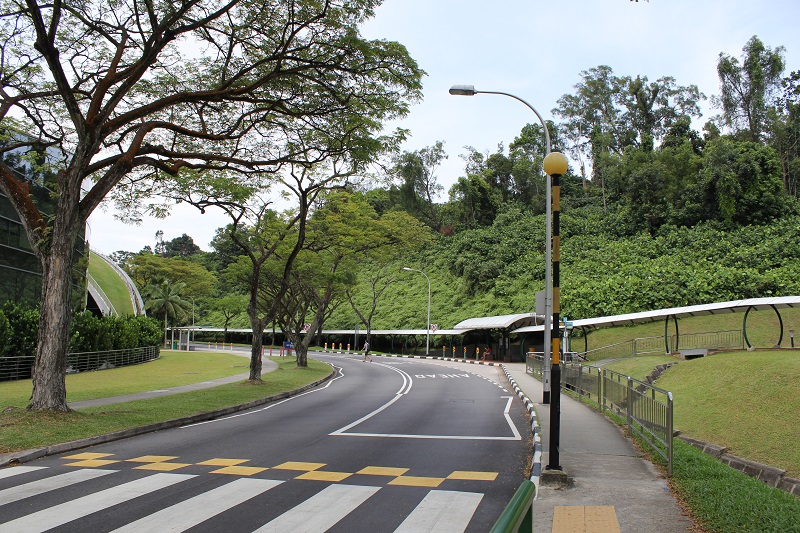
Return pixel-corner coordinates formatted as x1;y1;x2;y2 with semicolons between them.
181;362;344;429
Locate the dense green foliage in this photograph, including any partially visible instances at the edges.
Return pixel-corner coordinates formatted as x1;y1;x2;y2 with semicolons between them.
0;303;162;359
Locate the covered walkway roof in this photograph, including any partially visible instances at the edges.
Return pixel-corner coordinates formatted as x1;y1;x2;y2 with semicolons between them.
453;313;541;331
511;296;800;333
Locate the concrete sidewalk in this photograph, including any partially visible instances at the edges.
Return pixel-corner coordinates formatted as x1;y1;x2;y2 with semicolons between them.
503;362;695;533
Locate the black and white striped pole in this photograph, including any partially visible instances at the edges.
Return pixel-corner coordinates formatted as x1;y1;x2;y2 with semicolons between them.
543;151;569;471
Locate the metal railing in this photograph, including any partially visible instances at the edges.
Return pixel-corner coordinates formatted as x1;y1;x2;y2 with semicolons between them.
526;352;674;475
602;368;674;476
1;346;160;382
490;479;534;532
577;330;743;360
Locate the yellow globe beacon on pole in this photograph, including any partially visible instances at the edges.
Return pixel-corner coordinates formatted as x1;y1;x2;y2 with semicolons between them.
543;151;568;176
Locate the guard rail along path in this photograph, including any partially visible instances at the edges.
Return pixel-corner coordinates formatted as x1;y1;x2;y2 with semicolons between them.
0;346;160;382
527;352;674;476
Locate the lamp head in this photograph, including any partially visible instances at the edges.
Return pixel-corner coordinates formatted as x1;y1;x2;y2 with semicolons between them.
449;84;478;96
543;151;569;176
402;267;412;271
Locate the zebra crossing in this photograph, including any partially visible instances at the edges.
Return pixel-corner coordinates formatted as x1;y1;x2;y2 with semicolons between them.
0;465;487;532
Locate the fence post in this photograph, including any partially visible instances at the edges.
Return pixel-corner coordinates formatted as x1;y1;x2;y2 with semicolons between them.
577;364;583;401
667;391;674;476
626;376;634;428
600;369;606;414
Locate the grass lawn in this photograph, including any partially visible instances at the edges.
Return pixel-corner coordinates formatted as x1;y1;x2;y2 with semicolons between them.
0;350;251;407
600;355;676;382
88;251;135;316
0;356;331;453
657;350;800;478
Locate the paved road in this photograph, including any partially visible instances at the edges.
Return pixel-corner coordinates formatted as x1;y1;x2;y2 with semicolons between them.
0;353;531;532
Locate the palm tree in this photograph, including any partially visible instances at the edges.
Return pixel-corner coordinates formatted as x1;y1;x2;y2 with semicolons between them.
144;277;192;347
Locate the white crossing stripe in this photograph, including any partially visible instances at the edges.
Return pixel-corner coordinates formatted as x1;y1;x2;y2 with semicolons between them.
394;490;483;533
0;472;195;533
0;468;116;506
110;478;283;532
0;466;47;480
253;484;380;532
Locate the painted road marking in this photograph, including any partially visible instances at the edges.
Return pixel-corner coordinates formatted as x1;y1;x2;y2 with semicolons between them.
332;395;522;441
389;476;445;488
394;490;483;533
197;458;249;466
133;461;192;471
296;470;353;482
63;459;120;468
63;452;114;460
109;478;282;533
0;473;195;533
253;484;380;532
125;455;178;463
447;471;498;481
273;461;325;471
0;466;46;480
209;465;269;476
53;455;499;486
0;469;115;506
552;506;621;533
357;466;410;476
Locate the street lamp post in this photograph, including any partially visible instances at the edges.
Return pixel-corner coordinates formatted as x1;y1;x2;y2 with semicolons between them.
449;84;553;404
403;267;431;355
449;84;568;471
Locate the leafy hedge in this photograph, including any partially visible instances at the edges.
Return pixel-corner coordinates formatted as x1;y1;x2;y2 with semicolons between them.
0;303;162;359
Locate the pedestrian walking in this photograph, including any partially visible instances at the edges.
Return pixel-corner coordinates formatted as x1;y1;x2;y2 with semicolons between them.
362;340;372;362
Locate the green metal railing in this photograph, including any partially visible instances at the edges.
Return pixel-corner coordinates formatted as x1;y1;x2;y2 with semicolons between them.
490;480;535;533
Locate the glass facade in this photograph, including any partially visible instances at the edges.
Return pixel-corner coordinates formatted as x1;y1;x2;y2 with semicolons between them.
0;140;88;311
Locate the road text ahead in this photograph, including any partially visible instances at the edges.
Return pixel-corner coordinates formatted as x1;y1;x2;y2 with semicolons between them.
414;373;470;379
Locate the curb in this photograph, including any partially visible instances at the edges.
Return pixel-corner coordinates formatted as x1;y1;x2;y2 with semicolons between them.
500;364;541;497
677;435;800;498
374;353;498;366
0;368;337;468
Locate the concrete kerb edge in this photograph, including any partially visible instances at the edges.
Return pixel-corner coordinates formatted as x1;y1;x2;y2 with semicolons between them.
374;353;497;366
0;367;337;469
500;364;541;498
677;435;800;498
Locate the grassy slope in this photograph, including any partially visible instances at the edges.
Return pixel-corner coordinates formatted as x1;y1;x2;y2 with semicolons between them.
88;251;135;316
657;350;800;478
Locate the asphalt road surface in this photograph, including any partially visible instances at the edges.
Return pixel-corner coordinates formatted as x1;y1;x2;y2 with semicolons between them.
0;352;531;532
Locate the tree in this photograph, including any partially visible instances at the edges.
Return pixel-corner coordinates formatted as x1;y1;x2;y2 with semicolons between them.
716;36;786;142
163;234;201;258
555;66;703;200
391;141;446;231
212;294;247;344
123;253;217;303
699;138;788;225
143;278;192;347
0;0;422;409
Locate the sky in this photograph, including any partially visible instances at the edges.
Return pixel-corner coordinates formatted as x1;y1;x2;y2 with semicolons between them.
86;0;800;255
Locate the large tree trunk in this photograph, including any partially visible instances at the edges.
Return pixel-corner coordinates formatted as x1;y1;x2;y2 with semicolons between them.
29;207;80;411
247;311;265;381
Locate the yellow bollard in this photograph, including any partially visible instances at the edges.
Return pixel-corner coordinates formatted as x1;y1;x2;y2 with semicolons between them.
476;346;480;360
324;342;328;352
347;343;351;353
443;345;446;357
453;345;456;358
